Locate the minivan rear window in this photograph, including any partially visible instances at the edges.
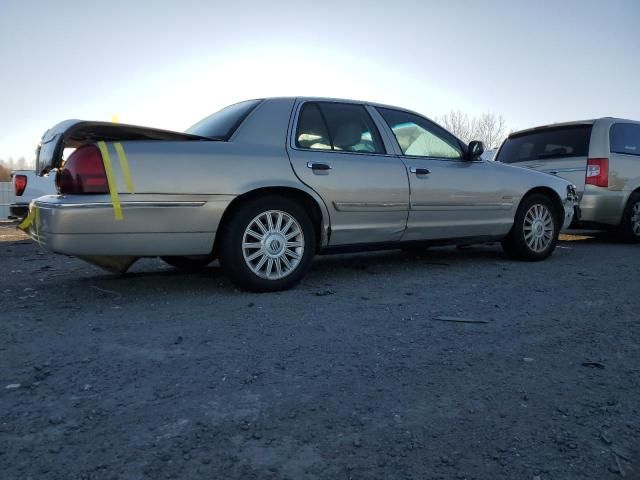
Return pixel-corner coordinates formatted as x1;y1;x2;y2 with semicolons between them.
496;125;592;164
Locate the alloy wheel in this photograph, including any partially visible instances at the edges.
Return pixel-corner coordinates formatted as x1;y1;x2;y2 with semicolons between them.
523;204;554;253
242;210;305;280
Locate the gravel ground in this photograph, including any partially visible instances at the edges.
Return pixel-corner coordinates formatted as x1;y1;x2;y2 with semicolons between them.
1;221;638;480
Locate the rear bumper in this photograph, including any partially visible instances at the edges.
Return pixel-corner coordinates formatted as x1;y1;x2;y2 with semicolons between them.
9;204;28;219
23;195;233;256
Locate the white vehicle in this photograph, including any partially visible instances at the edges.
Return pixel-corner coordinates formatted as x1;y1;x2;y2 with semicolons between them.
495;118;640;241
9;170;57;219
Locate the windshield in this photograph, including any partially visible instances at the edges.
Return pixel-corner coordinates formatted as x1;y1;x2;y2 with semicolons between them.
496;125;592;163
186;99;262;139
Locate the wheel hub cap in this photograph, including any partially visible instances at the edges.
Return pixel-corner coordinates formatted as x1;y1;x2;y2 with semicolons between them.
523;204;554;253
265;233;286;256
242;210;305;280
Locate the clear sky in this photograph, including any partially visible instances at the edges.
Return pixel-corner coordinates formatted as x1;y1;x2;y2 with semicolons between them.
1;0;638;163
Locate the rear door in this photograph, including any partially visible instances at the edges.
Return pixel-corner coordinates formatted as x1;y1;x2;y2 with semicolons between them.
287;100;410;246
495;124;593;195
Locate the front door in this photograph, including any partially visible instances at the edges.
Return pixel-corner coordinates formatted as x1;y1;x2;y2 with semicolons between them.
287;101;410;246
376;107;509;240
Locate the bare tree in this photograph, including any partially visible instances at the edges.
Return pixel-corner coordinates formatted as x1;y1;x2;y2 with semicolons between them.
437;110;473;144
437;110;507;149
474;113;506;149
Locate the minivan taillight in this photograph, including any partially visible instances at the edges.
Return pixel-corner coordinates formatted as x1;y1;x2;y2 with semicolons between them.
585;158;609;188
57;145;108;194
14;174;27;196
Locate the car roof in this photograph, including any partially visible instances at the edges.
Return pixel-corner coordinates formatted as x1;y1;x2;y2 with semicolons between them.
263;96;426;116
509;117;639;138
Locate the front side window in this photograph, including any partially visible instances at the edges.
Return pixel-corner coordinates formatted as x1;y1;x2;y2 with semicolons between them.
610;123;640;157
296;102;385;154
377;108;462;159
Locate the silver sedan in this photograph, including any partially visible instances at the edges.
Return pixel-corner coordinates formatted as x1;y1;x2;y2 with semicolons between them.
22;97;577;291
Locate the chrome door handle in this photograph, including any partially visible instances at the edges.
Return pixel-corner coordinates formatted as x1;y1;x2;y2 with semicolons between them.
307;162;332;171
410;167;430;175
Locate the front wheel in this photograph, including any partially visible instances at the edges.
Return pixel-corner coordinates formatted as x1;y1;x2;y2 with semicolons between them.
618;193;640;243
502;194;560;261
219;196;316;292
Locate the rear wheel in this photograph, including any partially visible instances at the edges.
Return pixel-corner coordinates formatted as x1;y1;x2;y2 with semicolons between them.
161;255;216;271
219;195;316;292
502;193;560;261
618;192;640;243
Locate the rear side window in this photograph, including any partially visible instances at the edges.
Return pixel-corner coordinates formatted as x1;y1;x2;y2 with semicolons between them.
295;102;385;154
186;99;262;139
610;123;640;156
496;125;592;164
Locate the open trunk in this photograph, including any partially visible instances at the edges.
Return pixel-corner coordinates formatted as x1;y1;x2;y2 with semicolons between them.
35;120;208;175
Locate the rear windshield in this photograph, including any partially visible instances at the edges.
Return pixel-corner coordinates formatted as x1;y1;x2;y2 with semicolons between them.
496;125;592;164
186;99;262;139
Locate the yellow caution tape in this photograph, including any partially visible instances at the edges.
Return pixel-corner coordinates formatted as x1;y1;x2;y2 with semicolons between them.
17;207;35;231
18;204;42;246
34;205;41;247
114;142;135;194
97;141;123;220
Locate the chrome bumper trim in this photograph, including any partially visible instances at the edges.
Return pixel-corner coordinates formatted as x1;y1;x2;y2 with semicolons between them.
34;201;206;209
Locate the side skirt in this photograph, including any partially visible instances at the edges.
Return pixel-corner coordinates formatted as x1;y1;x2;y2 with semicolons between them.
318;235;505;255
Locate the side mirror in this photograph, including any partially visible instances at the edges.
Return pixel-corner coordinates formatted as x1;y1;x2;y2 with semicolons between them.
466;140;485;161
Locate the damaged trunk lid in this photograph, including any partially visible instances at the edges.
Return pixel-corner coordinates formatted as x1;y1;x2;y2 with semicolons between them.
35;120;208;175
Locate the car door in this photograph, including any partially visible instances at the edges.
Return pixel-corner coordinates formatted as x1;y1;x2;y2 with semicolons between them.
376;107;510;241
287;100;410;246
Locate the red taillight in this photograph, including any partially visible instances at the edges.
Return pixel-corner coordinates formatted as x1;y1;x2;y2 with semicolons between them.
14;174;27;196
585;158;609;188
57;145;108;194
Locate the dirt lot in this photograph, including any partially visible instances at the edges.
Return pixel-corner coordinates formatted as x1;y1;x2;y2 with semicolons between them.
1;221;638;480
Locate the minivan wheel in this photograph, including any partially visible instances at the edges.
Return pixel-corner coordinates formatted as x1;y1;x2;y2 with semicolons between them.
502;193;560;261
619;192;640;243
219;195;316;292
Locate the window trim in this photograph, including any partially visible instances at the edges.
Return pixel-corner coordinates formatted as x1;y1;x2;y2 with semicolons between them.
376;106;466;162
610;122;640;157
290;100;392;157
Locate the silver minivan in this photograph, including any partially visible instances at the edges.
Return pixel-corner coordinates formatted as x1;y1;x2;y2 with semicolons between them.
495;118;640;241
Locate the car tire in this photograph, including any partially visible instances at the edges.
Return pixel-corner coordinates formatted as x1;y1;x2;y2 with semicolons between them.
618;192;640;243
501;193;560;261
219;195;316;292
160;255;216;271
